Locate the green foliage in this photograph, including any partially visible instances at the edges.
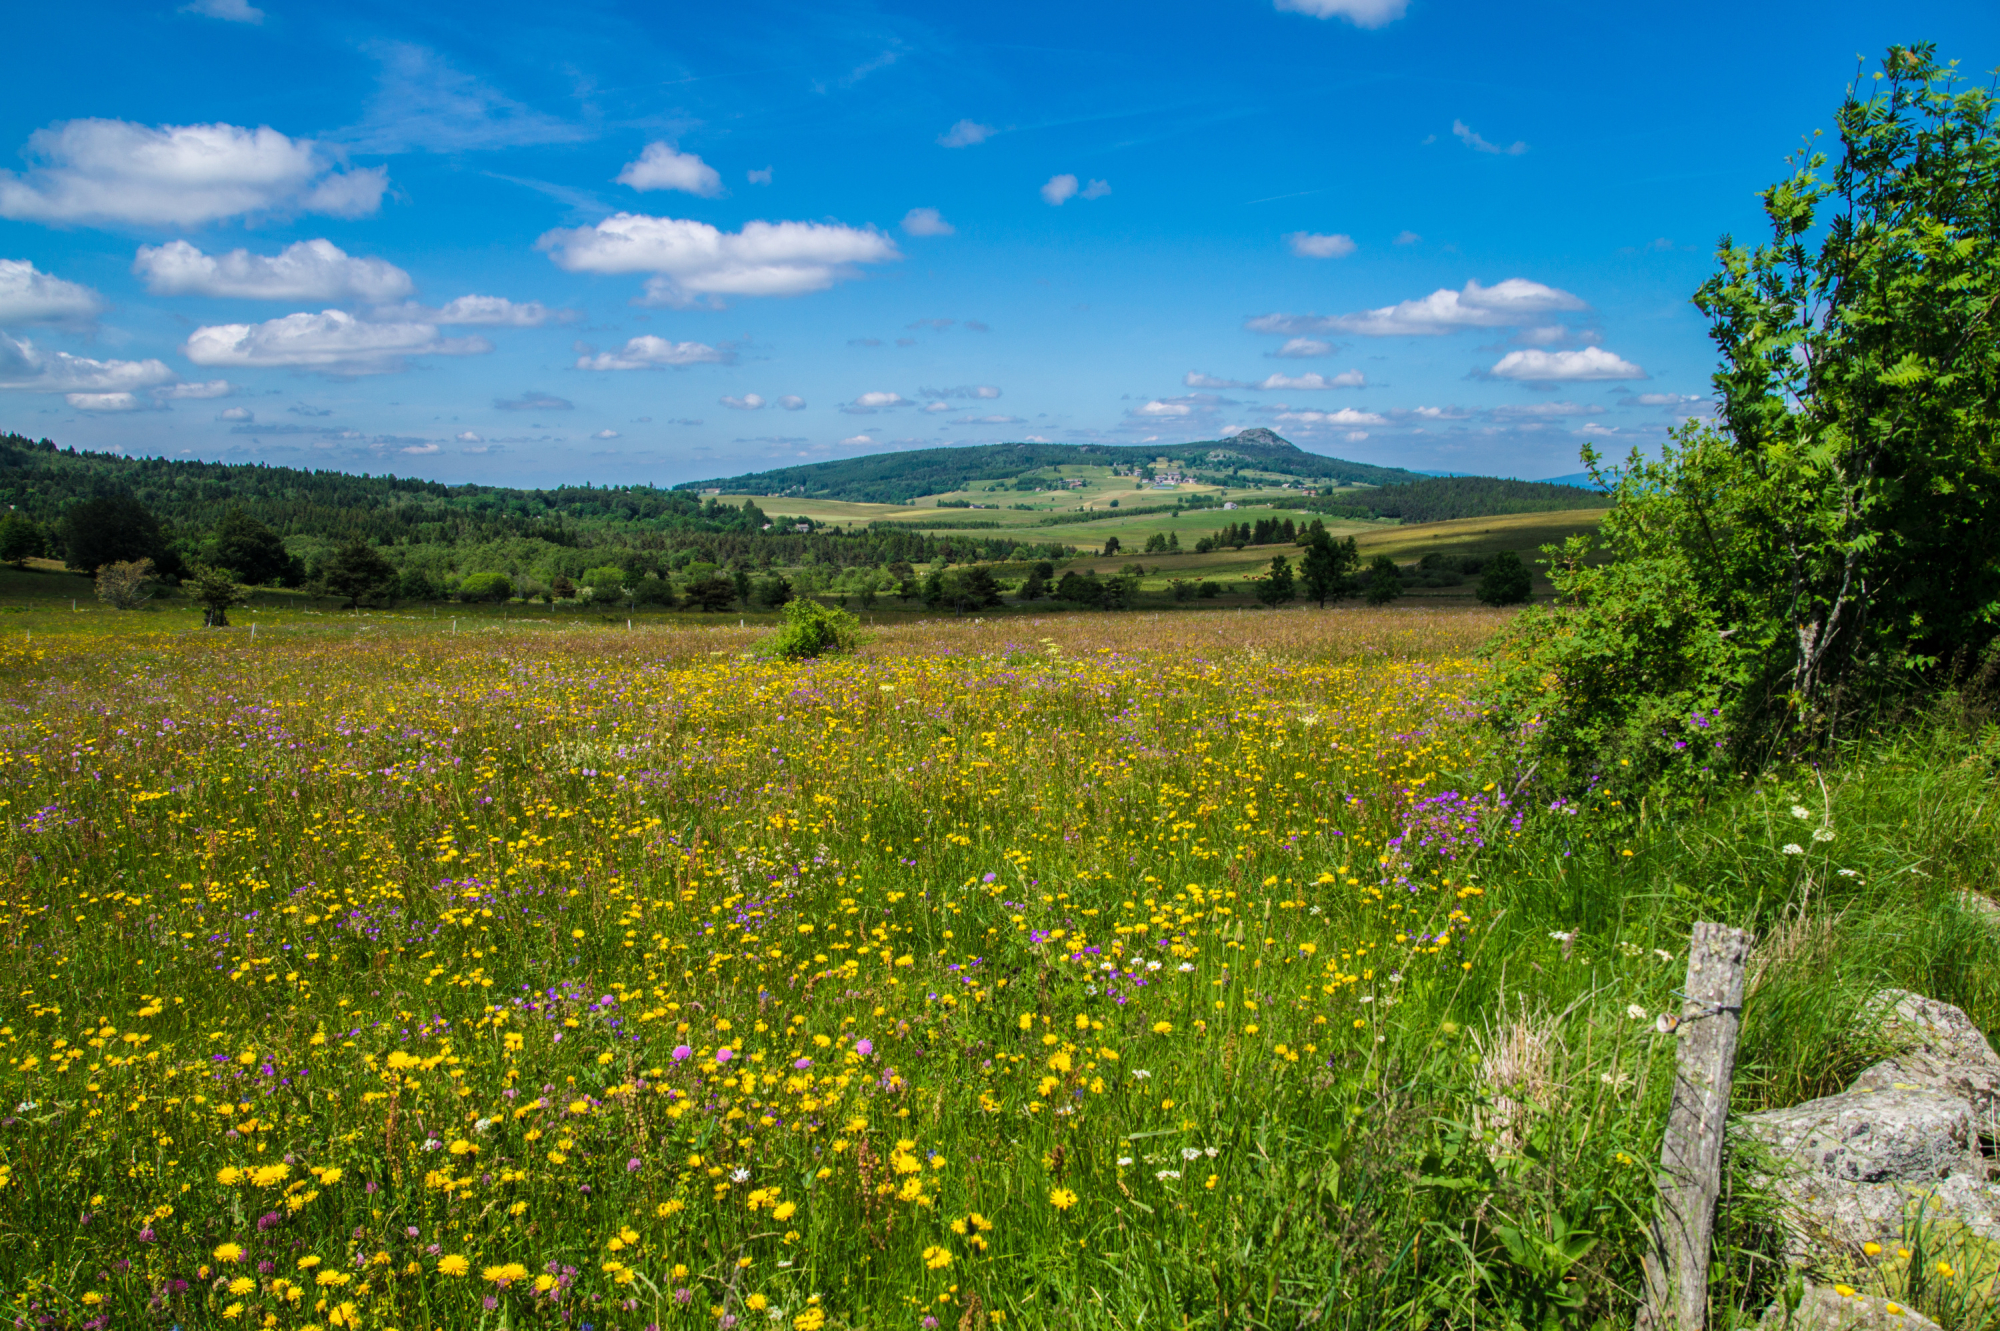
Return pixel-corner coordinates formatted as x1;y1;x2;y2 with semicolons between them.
1018;561;1053;601
456;571;513;603
59;492;172;576
1362;555;1403;605
1056;569;1105;608
1256;555;1296;608
0;513;47;567
1292;476;1606;525
210;508;301;587
1301;533;1361;607
183;563;243;627
1492;45;2000;797
579;564;628;601
1474;550;1532;606
314;542;398;610
676;431;1420;504
1102;535;1121;556
755;574;794;609
682;574;738;612
760;596;861;659
0;433;1072;579
92;557;154;610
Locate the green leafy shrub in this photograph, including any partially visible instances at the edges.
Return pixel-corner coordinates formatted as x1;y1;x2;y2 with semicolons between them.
1475;550;1532;605
456;571;513;603
761;597;860;660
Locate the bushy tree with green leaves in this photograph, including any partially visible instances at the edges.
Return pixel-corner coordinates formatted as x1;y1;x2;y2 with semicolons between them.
184;563;244;627
314;542;398;610
762;597;861;660
1362;555;1402;605
1255;555;1296;608
0;513;47;567
1299;531;1360;607
1475;550;1533;606
1492;45;2000;793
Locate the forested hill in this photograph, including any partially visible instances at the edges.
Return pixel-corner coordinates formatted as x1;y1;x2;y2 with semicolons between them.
674;429;1426;503
1296;475;1608;525
0;432;771;545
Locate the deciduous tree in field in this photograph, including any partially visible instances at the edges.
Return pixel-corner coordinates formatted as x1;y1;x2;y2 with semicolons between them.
1495;45;2000;789
1475;550;1533;606
314;542;398;610
94;558;154;610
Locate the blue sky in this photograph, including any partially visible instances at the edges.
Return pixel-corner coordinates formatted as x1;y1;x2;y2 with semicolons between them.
2;0;1994;488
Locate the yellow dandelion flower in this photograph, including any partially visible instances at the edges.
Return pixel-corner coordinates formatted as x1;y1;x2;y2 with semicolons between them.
213;1243;245;1264
437;1254;470;1277
923;1245;953;1270
1049;1187;1078;1211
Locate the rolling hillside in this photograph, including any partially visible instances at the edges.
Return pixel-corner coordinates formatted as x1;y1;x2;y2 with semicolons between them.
673;429;1426;502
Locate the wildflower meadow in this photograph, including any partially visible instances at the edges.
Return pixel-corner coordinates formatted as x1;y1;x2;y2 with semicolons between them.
2;608;1995;1330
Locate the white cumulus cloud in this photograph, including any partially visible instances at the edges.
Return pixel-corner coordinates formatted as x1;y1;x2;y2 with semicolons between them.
218;406;253;421
838;433;876;447
1487;347;1646;382
722;394;766;410
1285;232;1356;259
1452;119;1528;156
538;212;900;308
592;429;620;439
68;391;165;412
133;239;413;302
184;309;492;374
777;394;805;411
1185;372;1250;389
0;333;174;393
1272;338;1334;358
902;207;954;237
0;259;103;324
616;142;723;197
1257;370;1365;390
1041;174;1079;206
1274;407;1386;426
938;120;994;148
574;336;732;371
1272;0;1408;26
1247;279;1586;337
1135;400;1192;417
0;120;387;227
841;391;906;414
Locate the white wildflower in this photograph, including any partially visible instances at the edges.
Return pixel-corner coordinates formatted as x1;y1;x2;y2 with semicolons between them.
1132;1069;1151;1080
1155;1169;1182;1181
731;1167;751;1183
1837;868;1860;878
1204;1146;1219;1157
1812;827;1835;842
1781;843;1805;856
1117;1156;1133;1167
1177;963;1195;972
1181;1147;1202;1162
1627;1003;1649;1021
1791;805;1812;820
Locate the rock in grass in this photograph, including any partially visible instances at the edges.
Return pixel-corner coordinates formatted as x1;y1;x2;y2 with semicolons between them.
1740;1088;1976;1186
1848;990;2000;1117
1758;1281;1942;1329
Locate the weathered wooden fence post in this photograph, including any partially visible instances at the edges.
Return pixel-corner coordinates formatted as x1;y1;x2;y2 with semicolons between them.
1638;921;1751;1330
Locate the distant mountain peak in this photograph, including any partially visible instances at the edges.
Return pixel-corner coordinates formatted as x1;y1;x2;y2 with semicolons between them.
1225;427;1293;449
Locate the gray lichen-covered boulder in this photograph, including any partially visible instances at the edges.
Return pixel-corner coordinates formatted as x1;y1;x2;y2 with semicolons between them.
1736;990;2000;1263
1758;1281;1942;1330
1739;1088;1974;1185
1847;989;2000;1120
